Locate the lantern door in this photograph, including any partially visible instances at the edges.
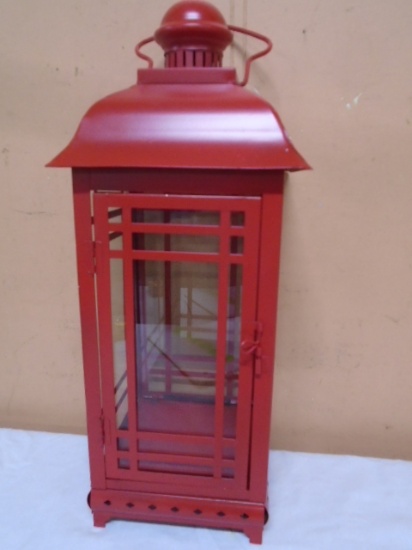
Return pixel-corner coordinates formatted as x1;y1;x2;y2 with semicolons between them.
93;192;261;499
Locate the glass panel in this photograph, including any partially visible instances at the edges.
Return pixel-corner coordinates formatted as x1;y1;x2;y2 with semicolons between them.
138;439;213;458
133;234;220;253
109;232;123;251
108;207;122;223
135;258;219;475
137;461;213;477
224;265;243;438
117;437;129;451
135;261;218;408
231;212;245;227
111;259;128;430
222;466;235;479
118;458;130;470
132;209;220;226
230;236;244;255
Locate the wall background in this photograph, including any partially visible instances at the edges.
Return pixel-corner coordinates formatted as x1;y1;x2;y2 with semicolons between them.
1;0;411;460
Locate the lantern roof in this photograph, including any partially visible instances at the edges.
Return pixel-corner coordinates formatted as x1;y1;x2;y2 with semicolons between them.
48;1;309;171
48;68;308;171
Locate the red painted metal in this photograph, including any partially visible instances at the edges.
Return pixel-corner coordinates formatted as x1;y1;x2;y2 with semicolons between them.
154;1;232;68
136;3;272;85
48;1;309;543
227;25;273;86
71;172;106;490
47;70;308;171
91;488;265;544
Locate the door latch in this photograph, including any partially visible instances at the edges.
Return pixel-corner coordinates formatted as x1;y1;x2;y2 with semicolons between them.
241;322;263;377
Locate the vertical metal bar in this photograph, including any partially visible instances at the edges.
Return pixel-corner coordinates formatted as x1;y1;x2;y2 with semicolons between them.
185;50;194;67
93;194;118;475
213;209;231;478
134;212;150;396
122;204;139;470
164;211;173;395
139;261;149;396
176;50;184;67
72;170;106;489
233;200;261;485
195;50;203;67
226;235;239;401
248;187;284;501
187;279;193;340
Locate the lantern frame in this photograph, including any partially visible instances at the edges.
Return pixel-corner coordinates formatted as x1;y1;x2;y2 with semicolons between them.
48;2;309;544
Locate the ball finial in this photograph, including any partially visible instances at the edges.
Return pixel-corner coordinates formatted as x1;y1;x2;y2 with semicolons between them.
154;1;233;67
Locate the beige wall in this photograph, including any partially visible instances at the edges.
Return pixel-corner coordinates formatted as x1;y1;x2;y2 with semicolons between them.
1;0;411;460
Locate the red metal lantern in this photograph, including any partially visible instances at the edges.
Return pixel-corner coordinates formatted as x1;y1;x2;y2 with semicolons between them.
48;1;308;544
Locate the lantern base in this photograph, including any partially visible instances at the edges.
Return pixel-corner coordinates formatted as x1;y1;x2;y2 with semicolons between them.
89;488;265;544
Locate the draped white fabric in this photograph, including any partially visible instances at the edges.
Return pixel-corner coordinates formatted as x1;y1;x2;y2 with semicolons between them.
1;429;411;549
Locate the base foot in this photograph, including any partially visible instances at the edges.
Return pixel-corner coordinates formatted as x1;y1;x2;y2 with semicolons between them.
93;512;108;528
244;526;263;544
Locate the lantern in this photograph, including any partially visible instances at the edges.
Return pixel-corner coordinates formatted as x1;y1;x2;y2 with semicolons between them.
48;1;309;544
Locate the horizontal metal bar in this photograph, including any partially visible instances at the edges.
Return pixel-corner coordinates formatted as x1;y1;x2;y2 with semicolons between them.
109;250;244;264
106;222;245;237
137;452;216;467
115;430;236;448
115;451;235;468
95;192;260;210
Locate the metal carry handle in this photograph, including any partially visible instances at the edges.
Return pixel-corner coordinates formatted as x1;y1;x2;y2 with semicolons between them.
227;25;272;86
135;36;155;69
135;26;272;86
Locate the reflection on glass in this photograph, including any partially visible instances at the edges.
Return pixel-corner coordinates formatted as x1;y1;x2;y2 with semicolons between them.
230;236;244;255
224;265;242;438
110;259;128;430
133;234;219;253
132;209;220;226
128;208;246;477
135;261;218;409
135;257;219;476
231;212;245;227
118;458;130;470
109;232;123;251
137;461;213;477
108;207;122;224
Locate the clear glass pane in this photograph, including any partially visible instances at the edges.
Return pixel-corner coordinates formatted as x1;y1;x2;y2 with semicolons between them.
117;437;129;451
230;236;244;255
135;261;218;411
108;207;122;224
231;212;245;227
133;234;219;253
135;258;219;476
222;466;235;479
132;209;220;226
118;458;130;470
109;232;123;250
224;265;243;438
110;259;128;430
137;461;213;477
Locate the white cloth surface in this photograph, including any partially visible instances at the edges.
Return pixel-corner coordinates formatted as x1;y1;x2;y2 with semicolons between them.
0;428;411;549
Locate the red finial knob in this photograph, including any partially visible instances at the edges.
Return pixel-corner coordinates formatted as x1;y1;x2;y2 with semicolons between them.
154;1;233;68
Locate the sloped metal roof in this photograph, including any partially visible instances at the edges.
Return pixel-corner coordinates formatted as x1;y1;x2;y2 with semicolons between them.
48;69;309;171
